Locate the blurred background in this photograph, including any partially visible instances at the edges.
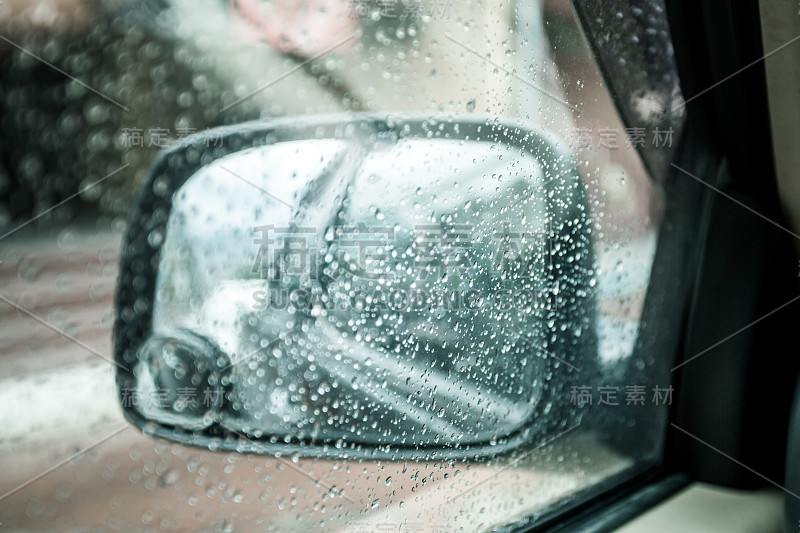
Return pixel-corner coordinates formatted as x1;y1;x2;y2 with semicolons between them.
0;0;656;235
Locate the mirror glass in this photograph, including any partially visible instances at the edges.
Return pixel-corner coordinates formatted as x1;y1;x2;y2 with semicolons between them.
119;116;595;457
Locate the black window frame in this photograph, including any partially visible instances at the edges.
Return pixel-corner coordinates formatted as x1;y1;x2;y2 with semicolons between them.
508;0;799;530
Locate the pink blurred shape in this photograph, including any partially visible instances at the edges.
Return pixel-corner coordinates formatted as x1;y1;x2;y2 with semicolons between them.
229;0;358;57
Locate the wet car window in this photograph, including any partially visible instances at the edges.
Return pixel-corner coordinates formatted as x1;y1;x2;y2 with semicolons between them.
0;0;684;531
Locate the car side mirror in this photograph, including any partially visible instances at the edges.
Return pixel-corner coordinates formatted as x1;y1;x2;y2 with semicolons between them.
113;114;596;460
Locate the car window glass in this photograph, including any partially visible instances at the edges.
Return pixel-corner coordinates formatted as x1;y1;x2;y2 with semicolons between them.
0;0;684;531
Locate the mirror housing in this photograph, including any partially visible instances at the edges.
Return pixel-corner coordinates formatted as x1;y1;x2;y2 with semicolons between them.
114;114;597;460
